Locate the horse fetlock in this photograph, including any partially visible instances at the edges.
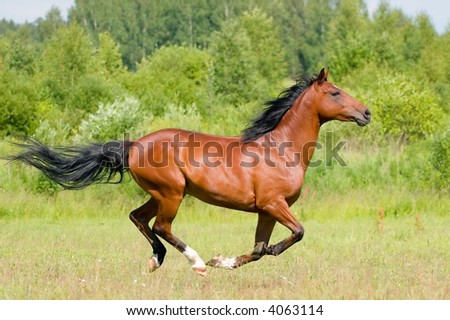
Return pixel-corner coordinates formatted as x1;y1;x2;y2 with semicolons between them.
266;244;281;256
252;242;267;256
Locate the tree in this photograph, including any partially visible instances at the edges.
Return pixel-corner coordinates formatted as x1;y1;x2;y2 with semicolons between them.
124;45;212;115
40;23;95;107
210;10;286;105
0;36;39;136
36;7;65;42
70;0;227;69
325;0;371;81
300;0;333;73
349;69;443;143
370;3;410;69
95;32;125;78
239;9;287;85
0;68;39;136
417;31;450;111
210;18;260;105
40;23;122;113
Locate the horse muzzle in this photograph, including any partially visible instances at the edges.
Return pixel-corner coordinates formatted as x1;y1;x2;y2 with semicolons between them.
354;108;371;126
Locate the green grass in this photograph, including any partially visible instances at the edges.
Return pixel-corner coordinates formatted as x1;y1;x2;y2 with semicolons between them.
0;204;448;299
0;141;448;299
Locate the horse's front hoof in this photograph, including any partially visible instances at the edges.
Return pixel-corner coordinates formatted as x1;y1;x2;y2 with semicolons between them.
193;267;208;277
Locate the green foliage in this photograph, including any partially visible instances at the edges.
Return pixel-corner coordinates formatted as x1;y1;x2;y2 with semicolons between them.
36;7;65;41
0;1;449;198
430;129;450;189
326;0;371;81
340;65;443;143
0;69;39;136
210;10;286;105
39;24;118;114
0;37;38;75
239;10;287;86
210;18;259;105
299;0;333;73
39;24;89;109
95;32;125;78
124;45;212;115
370;3;411;68
69;0;225;69
75;96;141;142
145;104;203;133
40;23;94;102
363;74;441;142
418;33;450;111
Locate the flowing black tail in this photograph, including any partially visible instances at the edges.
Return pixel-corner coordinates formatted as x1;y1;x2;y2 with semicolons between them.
6;138;134;190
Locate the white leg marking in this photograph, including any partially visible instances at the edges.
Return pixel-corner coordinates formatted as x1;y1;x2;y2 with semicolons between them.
218;257;237;270
207;255;237;269
183;246;206;269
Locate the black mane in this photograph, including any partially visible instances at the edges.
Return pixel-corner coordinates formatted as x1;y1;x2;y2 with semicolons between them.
241;74;319;143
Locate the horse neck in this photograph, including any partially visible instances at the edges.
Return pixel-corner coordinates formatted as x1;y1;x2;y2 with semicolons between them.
269;89;320;169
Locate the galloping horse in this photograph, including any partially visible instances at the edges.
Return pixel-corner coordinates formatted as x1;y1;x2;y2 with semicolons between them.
8;68;370;276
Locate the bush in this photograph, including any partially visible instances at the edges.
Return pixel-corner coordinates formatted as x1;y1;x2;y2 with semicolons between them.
0;69;39;136
371;75;441;142
75;96;141;142
430;129;450;189
341;67;443;143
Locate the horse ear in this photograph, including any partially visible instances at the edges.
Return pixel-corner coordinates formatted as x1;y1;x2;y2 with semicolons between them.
317;67;327;85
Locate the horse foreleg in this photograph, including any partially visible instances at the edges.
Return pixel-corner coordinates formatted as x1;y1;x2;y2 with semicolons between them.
206;212;276;269
262;199;304;256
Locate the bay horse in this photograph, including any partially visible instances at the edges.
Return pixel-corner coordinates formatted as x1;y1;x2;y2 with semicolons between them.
8;68;370;276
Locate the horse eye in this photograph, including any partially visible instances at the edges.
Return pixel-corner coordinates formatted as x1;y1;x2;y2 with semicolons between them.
331;91;340;97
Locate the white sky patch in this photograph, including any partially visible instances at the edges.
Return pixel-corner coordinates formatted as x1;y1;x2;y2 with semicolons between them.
364;0;449;34
0;0;74;23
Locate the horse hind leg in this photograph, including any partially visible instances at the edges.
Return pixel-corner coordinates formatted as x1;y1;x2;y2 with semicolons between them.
152;194;208;277
129;198;166;272
207;212;276;269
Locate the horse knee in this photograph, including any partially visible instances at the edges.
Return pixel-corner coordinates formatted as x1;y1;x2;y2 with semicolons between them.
129;209;150;225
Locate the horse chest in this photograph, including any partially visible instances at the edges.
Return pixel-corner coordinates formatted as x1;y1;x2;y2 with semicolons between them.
256;167;304;200
282;171;304;198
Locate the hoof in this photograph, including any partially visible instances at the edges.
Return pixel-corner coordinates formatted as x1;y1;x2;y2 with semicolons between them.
148;256;160;273
206;255;223;267
206;255;237;270
193;267;208;277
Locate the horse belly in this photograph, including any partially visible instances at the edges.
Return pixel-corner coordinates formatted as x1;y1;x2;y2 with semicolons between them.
184;167;256;212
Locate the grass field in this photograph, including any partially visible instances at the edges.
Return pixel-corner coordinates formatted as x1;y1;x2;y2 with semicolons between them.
0;141;449;300
0;192;448;300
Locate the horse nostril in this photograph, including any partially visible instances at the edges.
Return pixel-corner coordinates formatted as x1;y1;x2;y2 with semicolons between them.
364;109;371;119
